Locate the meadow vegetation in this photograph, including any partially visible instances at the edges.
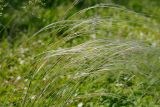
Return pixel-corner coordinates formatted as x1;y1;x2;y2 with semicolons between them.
0;0;160;106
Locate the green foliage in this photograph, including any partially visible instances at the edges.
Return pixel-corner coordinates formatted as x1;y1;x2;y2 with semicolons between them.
0;0;160;107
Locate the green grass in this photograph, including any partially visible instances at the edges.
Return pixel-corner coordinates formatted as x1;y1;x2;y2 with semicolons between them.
0;0;160;107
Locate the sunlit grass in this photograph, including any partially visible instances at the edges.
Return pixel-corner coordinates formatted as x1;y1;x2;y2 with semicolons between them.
0;1;160;107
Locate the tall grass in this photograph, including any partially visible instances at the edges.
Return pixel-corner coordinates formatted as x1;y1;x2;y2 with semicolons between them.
20;3;160;107
0;1;160;107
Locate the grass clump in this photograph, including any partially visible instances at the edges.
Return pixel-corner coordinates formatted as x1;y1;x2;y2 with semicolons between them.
0;0;160;107
21;39;160;107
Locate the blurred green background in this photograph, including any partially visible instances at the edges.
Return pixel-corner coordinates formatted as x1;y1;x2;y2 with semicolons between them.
0;0;160;106
1;0;160;43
